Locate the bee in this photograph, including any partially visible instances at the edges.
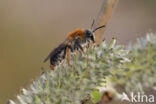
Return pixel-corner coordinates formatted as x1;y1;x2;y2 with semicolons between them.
43;0;118;70
43;24;105;70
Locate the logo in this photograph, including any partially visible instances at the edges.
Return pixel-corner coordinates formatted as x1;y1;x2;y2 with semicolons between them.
121;92;154;103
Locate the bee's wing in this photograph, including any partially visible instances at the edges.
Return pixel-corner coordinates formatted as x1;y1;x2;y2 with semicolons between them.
43;41;68;63
43;48;56;63
92;0;118;44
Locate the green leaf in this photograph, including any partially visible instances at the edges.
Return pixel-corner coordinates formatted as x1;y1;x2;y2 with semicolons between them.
92;90;102;103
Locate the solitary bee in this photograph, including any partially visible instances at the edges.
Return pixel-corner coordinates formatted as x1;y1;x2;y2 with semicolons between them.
43;0;118;70
43;24;105;70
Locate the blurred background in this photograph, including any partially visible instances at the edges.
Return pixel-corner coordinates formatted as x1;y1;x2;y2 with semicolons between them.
0;0;156;103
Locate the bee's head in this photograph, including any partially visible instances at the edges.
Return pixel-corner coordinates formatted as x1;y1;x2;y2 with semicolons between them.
84;30;95;43
84;25;105;43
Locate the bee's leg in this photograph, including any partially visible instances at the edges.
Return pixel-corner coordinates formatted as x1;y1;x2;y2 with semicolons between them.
80;46;87;57
66;47;71;67
78;44;92;61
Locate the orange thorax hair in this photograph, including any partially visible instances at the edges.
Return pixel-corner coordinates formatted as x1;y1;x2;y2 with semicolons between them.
67;29;84;40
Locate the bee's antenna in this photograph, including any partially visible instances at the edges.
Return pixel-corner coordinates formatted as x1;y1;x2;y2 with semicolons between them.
90;19;95;30
93;25;105;32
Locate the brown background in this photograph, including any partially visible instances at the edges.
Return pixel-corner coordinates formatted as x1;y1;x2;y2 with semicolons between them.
0;0;156;103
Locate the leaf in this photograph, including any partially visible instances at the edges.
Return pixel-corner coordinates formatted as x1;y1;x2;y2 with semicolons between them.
92;90;102;103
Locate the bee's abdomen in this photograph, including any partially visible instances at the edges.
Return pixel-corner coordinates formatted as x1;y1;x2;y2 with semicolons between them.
50;44;67;66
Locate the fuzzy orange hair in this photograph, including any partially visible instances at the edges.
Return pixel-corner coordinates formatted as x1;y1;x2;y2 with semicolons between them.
67;28;84;40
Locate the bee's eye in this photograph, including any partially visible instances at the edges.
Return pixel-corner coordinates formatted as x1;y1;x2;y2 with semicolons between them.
85;30;92;36
84;30;95;41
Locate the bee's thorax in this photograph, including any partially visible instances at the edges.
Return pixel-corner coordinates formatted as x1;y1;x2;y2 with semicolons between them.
67;28;84;40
